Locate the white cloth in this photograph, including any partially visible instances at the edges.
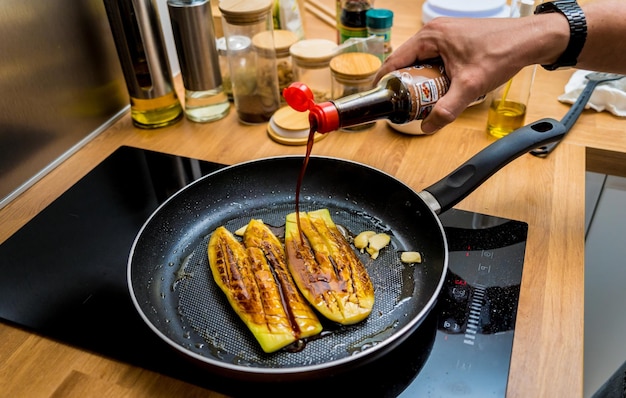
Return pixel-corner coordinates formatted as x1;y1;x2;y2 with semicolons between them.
558;70;626;117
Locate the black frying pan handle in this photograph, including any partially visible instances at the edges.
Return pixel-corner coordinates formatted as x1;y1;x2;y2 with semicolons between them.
422;118;567;214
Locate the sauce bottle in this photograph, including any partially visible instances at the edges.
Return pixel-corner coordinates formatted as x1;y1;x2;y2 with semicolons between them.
337;0;373;43
283;63;450;134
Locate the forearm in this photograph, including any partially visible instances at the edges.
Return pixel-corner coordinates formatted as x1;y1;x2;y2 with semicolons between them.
576;0;626;73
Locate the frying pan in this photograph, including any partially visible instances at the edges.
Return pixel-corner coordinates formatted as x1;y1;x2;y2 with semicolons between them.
128;118;566;382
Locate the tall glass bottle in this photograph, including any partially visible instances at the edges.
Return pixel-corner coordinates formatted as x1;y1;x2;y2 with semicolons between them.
168;0;230;123
284;63;450;134
103;0;183;129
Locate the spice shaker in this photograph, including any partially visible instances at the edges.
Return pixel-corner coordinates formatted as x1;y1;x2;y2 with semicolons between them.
103;0;183;128
168;0;230;123
284;62;450;134
366;8;393;61
329;52;381;131
289;39;337;103
219;0;281;124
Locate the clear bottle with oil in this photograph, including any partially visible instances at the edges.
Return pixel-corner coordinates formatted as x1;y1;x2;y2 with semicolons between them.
103;0;183;129
168;0;230;123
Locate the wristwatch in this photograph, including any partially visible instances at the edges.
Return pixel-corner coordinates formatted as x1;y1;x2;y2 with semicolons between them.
534;0;587;70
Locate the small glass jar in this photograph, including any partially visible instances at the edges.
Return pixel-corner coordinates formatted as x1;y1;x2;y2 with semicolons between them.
290;39;337;103
219;0;281;124
330;52;381;131
252;29;298;103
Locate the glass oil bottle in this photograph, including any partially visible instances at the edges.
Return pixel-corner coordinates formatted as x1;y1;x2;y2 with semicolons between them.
168;0;230;123
103;0;183;129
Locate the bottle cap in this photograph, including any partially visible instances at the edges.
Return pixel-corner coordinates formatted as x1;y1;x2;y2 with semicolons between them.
366;9;394;29
283;82;315;112
283;82;339;134
168;0;222;92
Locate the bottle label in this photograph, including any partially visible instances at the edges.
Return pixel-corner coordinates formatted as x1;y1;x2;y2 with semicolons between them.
391;64;450;120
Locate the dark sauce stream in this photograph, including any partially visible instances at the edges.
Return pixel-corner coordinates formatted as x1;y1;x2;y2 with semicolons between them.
294;119;318;240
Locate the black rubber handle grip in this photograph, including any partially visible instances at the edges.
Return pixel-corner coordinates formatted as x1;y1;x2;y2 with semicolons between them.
424;118;567;214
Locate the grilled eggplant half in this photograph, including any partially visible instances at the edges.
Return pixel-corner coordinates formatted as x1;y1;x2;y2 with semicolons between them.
285;209;375;325
208;221;322;353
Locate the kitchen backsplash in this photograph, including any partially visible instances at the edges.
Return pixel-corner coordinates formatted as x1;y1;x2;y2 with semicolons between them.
0;0;179;209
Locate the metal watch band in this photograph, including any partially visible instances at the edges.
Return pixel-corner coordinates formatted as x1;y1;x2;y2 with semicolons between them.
534;0;587;70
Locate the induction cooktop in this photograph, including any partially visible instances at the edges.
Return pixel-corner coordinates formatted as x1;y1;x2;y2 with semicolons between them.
0;146;528;397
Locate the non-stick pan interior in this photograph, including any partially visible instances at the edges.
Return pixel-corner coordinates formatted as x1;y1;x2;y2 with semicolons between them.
128;156;447;380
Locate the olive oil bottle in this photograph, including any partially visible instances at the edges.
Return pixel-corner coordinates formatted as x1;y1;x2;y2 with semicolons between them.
103;0;183;129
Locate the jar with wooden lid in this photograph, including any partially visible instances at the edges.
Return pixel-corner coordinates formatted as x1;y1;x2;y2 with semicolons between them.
330;52;381;131
290;39;337;103
252;29;298;104
219;0;280;124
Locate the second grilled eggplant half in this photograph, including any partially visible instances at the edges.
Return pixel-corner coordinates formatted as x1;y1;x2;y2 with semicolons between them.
285;209;375;325
208;221;322;353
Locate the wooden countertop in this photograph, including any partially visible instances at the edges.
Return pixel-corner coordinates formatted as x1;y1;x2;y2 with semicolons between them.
1;1;625;397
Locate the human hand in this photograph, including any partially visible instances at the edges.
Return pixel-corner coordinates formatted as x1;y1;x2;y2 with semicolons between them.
376;17;532;133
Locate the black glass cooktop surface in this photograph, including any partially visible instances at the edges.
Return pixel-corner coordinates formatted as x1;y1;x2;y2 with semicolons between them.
0;146;528;397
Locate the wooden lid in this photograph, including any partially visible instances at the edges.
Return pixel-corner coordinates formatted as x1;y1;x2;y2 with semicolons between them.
271;106;310;131
252;30;299;57
289;39;338;66
267;106;327;145
330;52;382;79
219;0;272;24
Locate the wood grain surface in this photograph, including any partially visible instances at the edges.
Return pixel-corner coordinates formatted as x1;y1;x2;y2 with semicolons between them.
1;1;622;397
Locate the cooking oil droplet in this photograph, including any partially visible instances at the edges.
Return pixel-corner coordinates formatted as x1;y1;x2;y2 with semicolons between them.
173;252;195;291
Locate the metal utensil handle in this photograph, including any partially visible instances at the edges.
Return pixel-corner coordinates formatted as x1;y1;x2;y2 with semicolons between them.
529;78;602;157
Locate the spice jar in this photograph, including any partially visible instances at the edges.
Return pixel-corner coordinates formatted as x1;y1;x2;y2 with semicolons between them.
366;8;393;61
290;39;337;103
219;0;281;124
252;29;298;104
330;52;381;131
